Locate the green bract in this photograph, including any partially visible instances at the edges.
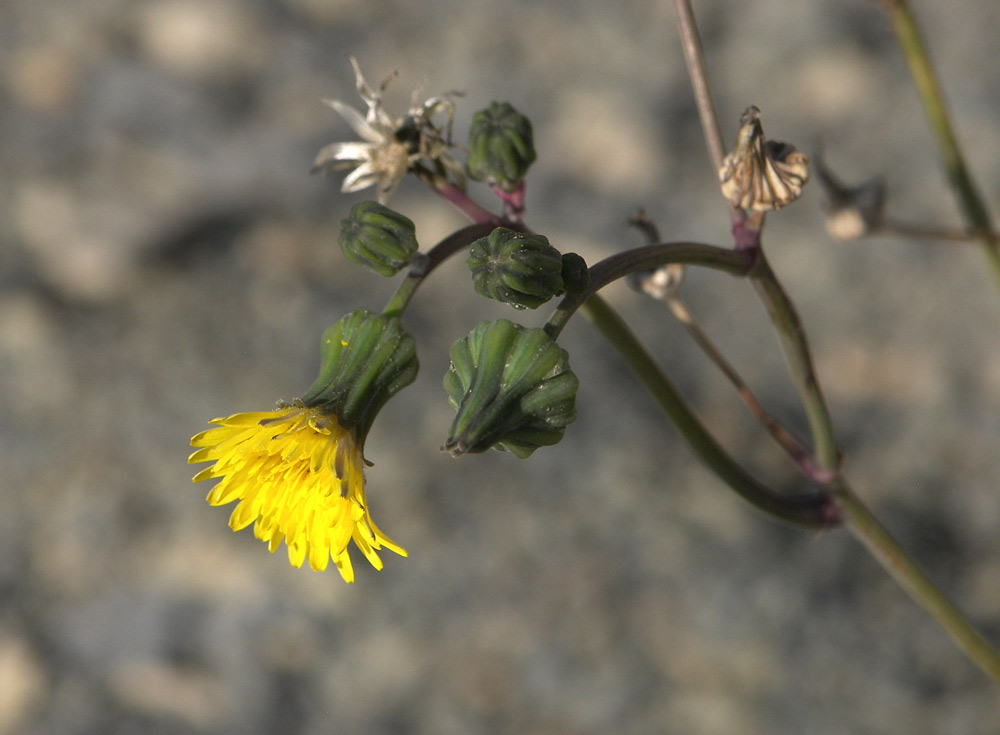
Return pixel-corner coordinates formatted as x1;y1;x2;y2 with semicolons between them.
300;309;418;443
443;319;578;458
338;201;419;277
466;102;537;190
467;227;565;309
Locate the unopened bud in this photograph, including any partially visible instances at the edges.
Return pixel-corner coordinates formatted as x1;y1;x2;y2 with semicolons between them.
814;152;886;240
339;201;420;277
466;102;537;191
467;227;565;309
443;320;578;458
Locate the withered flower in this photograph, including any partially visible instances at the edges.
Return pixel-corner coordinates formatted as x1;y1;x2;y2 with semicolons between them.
719;107;809;211
312;55;464;204
814;150;886;240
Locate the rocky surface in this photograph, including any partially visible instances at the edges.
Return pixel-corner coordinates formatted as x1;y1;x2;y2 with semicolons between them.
3;0;1000;733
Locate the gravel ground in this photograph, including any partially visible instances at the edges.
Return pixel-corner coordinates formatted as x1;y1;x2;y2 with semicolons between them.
4;0;1000;733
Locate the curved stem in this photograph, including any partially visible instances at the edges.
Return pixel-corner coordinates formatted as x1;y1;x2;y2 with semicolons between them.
546;242;756;338
747;251;839;472
881;0;1000;292
381;222;498;318
581;293;837;528
832;477;1000;682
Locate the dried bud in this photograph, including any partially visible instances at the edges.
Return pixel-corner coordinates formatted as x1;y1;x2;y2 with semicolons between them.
467;227;565;309
339;201;419;277
443;319;578;458
633;264;684;301
814;152;886;240
719;107;809;211
466;102;537;191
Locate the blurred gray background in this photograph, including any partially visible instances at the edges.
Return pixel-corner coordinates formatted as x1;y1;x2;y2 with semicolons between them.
3;0;1000;732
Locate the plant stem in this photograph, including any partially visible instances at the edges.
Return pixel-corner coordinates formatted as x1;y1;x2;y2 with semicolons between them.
581;292;836;528
747;252;839;472
546;241;756;338
665;296;827;481
881;0;1000;292
414;166;501;223
831;477;1000;682
420;151;1000;680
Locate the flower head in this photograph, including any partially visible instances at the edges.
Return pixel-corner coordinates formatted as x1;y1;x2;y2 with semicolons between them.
190;404;406;580
189;310;418;580
311;55;464;204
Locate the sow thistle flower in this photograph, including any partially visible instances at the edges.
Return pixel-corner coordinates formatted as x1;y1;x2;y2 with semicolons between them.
311;54;464;204
189;310;418;581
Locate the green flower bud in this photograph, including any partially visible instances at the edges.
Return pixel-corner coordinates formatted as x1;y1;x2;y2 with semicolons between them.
443;319;578;458
466;102;537;190
338;201;419;277
301;309;418;443
467;227;564;309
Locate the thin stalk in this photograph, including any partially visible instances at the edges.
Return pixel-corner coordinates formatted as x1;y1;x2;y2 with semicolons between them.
588;242;756;285
665;296;830;482
672;0;726;172
546;242;756;338
581;292;836;528
414;166;501;224
881;0;1000;291
748;252;839;472
878;219;1000;245
832;477;1000;682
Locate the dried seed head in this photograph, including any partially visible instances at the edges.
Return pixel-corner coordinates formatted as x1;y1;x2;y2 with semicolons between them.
719;107;809;211
814;151;886;240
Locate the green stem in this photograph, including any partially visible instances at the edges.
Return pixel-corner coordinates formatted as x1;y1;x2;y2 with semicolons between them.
546;242;756;338
581;292;836;529
748;252;839;472
381;222;498;318
882;0;1000;291
832;478;1000;682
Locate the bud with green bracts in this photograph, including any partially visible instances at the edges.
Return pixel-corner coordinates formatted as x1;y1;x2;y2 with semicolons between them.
338;201;420;277
467;227;565;309
443;320;578;458
466;102;537;190
300;309;418;443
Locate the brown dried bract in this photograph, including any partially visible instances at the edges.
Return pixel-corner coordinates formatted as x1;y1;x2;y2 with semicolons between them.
719;107;809;211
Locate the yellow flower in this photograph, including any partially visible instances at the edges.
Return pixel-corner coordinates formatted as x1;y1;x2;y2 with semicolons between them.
189;403;406;581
